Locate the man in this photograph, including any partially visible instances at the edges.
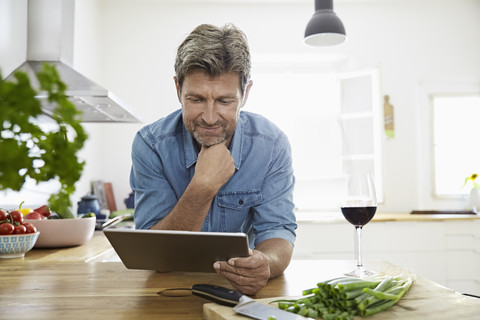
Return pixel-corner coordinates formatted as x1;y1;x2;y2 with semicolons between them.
130;23;296;295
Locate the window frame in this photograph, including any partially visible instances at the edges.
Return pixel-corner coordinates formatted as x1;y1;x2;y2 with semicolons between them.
417;81;480;208
431;93;480;197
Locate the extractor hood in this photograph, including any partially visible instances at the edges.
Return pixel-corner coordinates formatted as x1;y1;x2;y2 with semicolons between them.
5;0;140;123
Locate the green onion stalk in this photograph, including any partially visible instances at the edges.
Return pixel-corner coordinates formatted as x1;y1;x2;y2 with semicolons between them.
272;274;414;320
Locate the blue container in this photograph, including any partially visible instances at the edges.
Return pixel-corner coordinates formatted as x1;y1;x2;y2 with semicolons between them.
124;192;135;209
77;194;102;218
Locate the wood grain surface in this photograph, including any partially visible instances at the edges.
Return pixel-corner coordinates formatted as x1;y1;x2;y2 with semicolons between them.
204;276;480;320
1;232;479;320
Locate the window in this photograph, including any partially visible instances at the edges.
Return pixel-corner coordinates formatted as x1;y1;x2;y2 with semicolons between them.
247;58;382;211
432;95;480;196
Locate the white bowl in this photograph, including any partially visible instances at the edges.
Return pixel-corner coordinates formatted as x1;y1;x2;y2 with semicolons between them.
0;232;40;258
24;216;96;248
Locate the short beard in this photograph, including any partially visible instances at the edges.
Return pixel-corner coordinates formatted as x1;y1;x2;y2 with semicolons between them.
192;119;231;147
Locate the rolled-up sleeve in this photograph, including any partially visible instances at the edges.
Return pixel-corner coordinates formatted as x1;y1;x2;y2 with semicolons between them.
130;131;177;230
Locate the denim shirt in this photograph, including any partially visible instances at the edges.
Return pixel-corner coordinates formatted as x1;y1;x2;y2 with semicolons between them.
130;109;297;248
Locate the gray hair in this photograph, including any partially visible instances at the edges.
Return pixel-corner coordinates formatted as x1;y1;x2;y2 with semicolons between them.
174;23;251;95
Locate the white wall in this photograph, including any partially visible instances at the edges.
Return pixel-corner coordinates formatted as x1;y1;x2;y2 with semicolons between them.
2;0;480;213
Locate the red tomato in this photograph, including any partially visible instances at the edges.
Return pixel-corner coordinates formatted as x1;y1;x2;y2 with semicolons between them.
23;223;37;234
24;211;47;220
13;225;27;234
0;210;7;221
0;223;14;235
9;210;24;224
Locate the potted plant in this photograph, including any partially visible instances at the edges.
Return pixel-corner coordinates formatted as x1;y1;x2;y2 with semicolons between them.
0;63;87;218
464;173;480;213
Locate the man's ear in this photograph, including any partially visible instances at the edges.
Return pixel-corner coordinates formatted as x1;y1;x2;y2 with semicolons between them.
241;80;253;108
174;76;182;102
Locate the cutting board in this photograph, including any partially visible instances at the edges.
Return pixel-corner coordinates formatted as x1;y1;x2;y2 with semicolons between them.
203;277;480;319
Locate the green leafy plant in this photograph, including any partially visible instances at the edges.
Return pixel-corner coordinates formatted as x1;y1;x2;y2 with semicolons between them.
0;63;88;218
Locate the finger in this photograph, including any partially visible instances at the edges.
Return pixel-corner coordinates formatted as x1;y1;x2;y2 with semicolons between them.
214;261;250;277
228;257;248;268
226;272;267;296
224;247;253;268
228;252;261;269
213;262;267;296
214;261;240;275
220;268;257;290
217;264;268;289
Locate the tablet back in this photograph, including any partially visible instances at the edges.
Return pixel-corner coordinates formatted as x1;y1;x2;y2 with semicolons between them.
103;229;250;273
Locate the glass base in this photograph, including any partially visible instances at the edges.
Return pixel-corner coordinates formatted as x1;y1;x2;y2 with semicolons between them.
344;265;376;278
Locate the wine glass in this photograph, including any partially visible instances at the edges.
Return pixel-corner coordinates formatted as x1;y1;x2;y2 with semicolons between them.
341;173;377;277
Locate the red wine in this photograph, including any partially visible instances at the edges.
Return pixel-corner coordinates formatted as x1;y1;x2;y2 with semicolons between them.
341;206;377;227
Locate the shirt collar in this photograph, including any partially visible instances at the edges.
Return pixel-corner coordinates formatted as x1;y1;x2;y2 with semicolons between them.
183;114;244;170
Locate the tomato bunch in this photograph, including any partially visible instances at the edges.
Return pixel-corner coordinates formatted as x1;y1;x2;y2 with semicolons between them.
0;209;38;235
0;204;51;236
0;204;52;235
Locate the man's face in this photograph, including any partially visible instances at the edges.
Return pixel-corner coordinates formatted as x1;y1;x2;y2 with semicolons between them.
176;70;251;147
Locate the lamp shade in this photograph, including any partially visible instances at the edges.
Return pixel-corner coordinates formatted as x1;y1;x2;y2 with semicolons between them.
304;0;346;46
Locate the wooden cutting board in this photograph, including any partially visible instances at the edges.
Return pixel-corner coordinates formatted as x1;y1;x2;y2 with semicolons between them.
203;277;480;319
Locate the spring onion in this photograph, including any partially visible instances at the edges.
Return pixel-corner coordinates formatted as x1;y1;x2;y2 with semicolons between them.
272;274;414;319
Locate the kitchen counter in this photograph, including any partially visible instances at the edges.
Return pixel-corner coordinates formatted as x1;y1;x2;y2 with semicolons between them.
11;230;115;263
293;211;480;296
1;231;479;319
296;211;480;223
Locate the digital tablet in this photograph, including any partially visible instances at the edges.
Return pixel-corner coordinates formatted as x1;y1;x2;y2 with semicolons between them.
103;229;250;273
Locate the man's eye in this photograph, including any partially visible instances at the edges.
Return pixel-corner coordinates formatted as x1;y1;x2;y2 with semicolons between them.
187;97;202;103
219;99;235;105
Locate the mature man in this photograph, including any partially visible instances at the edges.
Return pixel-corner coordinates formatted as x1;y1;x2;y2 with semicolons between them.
130;23;296;295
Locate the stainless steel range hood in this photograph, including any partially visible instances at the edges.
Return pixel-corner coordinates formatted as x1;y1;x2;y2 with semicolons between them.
6;0;140;123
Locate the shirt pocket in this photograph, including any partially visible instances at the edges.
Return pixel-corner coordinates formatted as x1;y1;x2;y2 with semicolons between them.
217;190;263;210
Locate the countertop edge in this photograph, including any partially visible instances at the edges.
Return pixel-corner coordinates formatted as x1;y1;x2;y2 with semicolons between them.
296;211;480;223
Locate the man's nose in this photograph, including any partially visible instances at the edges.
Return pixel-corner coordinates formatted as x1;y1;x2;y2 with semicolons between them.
202;100;218;125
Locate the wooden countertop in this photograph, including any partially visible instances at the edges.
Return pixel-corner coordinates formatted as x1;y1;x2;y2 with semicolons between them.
11;231;116;263
1;231;479;319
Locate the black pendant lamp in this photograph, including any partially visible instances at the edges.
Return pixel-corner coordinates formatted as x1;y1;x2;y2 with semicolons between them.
304;0;346;46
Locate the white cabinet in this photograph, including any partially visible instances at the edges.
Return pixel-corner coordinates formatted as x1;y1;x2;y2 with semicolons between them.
364;221;446;284
293;218;480;295
444;220;480;295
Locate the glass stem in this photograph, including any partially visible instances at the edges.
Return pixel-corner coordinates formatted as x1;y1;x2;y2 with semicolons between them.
355;226;363;268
